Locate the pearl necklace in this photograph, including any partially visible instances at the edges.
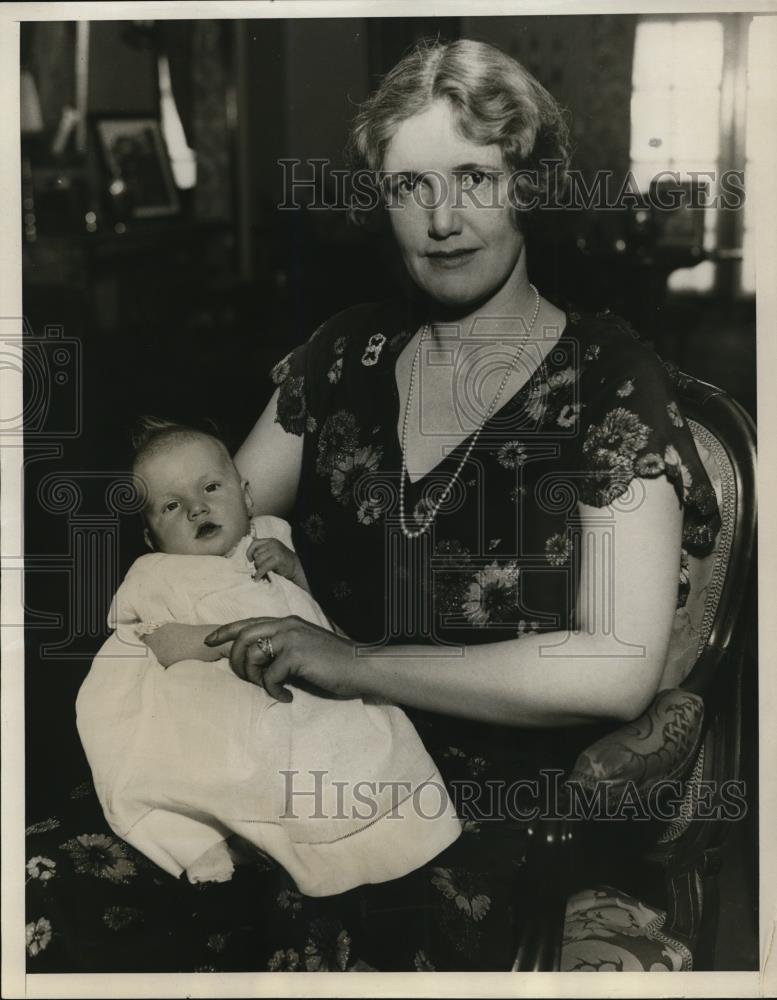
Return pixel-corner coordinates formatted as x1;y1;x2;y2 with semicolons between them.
399;284;541;539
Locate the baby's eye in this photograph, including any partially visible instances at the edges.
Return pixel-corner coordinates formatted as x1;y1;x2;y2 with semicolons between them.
163;500;179;514
204;482;221;493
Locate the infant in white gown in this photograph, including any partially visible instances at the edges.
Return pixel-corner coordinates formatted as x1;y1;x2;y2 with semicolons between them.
76;423;460;897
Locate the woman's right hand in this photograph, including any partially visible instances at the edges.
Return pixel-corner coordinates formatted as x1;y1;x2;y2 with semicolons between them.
204;616;362;702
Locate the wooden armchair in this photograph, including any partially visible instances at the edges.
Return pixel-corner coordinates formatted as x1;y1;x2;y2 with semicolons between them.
513;370;757;972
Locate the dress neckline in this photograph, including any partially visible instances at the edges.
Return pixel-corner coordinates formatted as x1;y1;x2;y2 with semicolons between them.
390;311;575;488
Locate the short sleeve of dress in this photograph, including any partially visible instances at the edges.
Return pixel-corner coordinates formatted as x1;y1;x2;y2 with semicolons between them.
269;316;344;437
269;302;386;440
269;341;309;437
574;317;721;558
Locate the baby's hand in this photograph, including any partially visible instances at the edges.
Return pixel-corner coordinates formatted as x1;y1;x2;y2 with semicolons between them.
247;537;301;583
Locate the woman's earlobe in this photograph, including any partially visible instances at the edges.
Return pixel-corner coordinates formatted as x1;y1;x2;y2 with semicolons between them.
143;528;155;551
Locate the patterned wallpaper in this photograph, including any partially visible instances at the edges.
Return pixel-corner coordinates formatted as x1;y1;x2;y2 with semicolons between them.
460;15;637;182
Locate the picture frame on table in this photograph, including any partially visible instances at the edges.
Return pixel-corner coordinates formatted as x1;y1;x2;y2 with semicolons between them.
95;116;180;219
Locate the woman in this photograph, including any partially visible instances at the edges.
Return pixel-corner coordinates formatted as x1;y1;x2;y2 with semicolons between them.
208;39;720;970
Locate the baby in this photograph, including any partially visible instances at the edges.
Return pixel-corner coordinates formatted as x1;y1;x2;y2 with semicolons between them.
127;416;329;671
76;419;460;897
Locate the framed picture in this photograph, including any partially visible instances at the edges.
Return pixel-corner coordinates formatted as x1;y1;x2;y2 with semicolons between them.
96;116;180;218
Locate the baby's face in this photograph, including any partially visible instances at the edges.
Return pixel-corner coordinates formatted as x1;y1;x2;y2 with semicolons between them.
137;435;252;556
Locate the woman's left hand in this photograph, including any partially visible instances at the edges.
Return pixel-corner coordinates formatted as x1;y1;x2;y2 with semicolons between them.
204;617;360;702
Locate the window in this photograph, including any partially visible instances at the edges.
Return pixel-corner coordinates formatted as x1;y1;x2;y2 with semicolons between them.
740;16;764;296
158;52;196;190
630;15;751;296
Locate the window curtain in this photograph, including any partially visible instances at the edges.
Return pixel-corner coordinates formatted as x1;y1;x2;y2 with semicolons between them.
156;20;233;221
25;22;76;134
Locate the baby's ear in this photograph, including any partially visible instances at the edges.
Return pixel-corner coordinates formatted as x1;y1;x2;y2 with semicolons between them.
143;527;155;552
242;480;254;514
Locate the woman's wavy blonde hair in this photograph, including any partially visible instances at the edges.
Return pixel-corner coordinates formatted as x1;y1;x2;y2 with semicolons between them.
346;38;571;230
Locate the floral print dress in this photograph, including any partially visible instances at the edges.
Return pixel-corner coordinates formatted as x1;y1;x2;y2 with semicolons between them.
259;297;720;970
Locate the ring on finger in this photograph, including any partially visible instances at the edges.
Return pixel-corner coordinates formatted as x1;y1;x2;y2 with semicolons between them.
256;636;275;662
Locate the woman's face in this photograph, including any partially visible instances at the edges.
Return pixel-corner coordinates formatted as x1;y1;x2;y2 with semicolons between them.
382;100;525;312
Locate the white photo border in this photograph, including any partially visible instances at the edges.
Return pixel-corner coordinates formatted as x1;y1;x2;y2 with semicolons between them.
2;2;775;997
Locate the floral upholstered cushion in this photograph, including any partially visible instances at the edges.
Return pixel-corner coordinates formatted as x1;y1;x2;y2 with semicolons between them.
561;886;692;971
664;423;731;689
564;688;704;808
